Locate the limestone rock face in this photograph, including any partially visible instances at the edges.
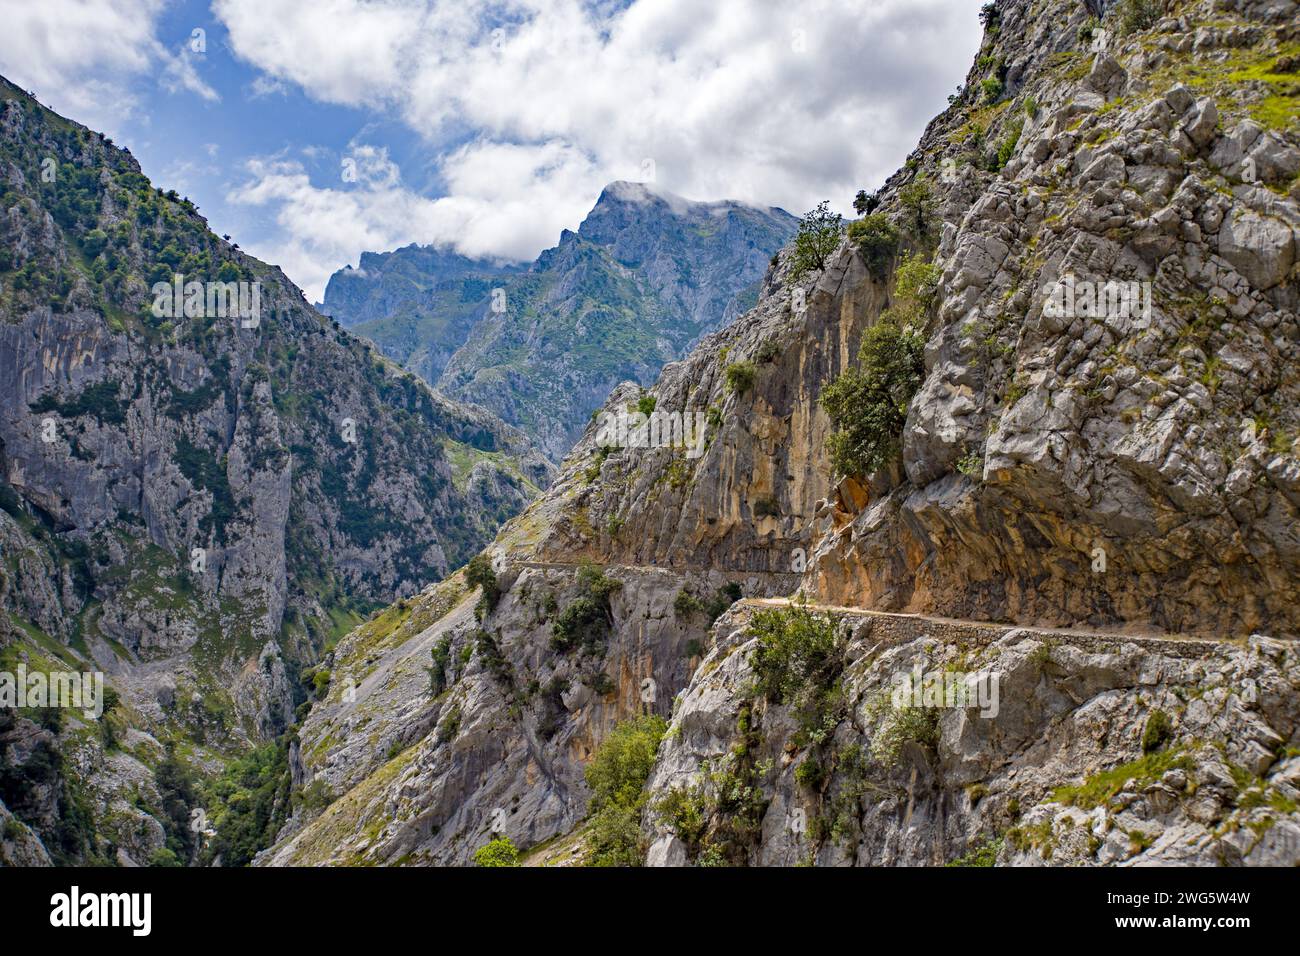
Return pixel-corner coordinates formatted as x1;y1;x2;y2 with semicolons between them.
808;0;1300;640
0;75;551;863
262;566;723;865
643;608;1300;867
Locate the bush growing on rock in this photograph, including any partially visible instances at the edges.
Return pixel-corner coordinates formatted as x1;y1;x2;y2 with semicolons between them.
870;701;941;769
788;201;843;278
674;583;743;625
748;605;845;746
1116;0;1162;34
673;589;705;618
847;213;899;272
1141;709;1173;754
820;321;926;479
584;714;668;866
888;252;941;324
551;562;621;653
898;177;936;237
723;360;757;394
853;188;881;216
474;836;519;866
465;554;500;618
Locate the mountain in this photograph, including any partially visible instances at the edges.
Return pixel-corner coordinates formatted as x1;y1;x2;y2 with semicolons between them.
323;181;798;459
318;246;526;386
261;0;1300;867
0;75;551;865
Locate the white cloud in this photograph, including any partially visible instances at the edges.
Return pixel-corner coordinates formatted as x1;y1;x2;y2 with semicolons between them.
0;0;983;301
227;141;596;299
161;45;221;102
0;0;167;136
248;74;288;98
215;0;981;290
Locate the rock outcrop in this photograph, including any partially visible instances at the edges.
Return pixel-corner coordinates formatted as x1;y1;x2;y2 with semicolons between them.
0;74;550;863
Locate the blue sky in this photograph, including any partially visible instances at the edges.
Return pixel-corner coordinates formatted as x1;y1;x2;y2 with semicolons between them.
0;0;983;300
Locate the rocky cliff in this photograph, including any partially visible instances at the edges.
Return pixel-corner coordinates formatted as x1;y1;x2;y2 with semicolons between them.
319;246;525;386
258;0;1300;868
323;182;798;460
0;75;551;865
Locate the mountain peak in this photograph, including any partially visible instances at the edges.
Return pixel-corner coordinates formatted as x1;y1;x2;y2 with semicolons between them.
589;179;790;220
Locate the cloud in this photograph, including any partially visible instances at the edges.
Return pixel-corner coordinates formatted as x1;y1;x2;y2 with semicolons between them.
1;0;982;301
0;0;168;135
248;74;288;98
161;45;221;103
228;141;597;299
214;0;980;289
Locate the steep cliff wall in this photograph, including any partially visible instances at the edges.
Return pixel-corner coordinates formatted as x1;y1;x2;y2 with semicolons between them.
0;76;550;864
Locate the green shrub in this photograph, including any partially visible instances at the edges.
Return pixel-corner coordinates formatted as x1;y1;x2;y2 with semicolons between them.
147;847;182;867
871;703;941;769
794;758;826;790
30;379;127;426
428;636;452;696
749;606;840;704
636;393;657;417
435;704;462;743
676;583;742;624
465;554;500;617
551;562;621;653
587;671;616;697
586;714;668;812
888;252;940;324
898;178;936;237
1141;709;1173;754
847;213;899;272
584;715;668;867
947;836;1003;867
820;322;926;478
955;450;984;478
980;77;1003;103
474;836;520;867
852;189;880;215
653;785;708;850
82;228;108;257
748;605;844;746
995;116;1025;170
723;361;757;395
1116;0;1162;34
703;582;743;624
201;740;293;867
788;201;844;279
673;589;705;619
